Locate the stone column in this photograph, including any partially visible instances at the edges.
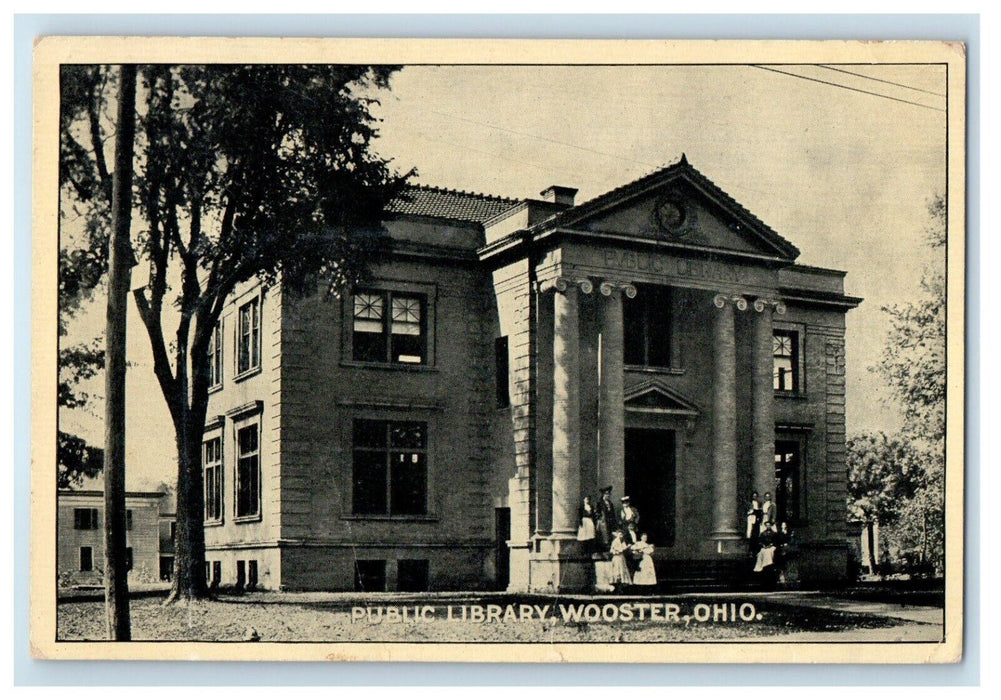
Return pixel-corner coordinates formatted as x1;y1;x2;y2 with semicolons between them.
711;293;746;549
551;276;591;536
751;298;782;498
598;281;636;497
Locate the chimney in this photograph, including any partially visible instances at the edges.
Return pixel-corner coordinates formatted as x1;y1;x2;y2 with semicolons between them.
540;185;578;207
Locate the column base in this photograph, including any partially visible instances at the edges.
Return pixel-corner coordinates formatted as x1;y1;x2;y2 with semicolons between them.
526;535;593;593
710;532;747;557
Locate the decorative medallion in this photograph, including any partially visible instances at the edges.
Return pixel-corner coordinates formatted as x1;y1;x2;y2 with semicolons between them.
653;194;697;239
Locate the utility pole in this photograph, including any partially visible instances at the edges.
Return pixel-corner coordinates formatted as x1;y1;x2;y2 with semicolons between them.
104;64;137;641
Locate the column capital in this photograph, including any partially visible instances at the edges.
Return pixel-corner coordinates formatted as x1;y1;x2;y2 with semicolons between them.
713;294;748;311
598;280;637;299
553;276;594;295
752;298;787;315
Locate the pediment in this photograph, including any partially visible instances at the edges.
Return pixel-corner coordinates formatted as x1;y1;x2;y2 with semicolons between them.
623;379;701;415
550;157;799;261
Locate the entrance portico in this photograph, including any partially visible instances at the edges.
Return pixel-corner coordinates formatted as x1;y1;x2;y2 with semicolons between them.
479;156;860;592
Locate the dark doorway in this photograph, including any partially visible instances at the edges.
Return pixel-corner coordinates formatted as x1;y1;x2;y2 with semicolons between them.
495;507;511;590
624;428;676;546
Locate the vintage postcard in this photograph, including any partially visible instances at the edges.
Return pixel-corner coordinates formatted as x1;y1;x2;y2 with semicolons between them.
30;37;965;663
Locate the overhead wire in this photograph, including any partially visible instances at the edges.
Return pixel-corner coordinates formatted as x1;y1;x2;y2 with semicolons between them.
817;65;946;98
750;65;946;113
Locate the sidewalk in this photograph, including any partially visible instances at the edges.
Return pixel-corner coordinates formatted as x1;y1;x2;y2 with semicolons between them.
765;591;944;626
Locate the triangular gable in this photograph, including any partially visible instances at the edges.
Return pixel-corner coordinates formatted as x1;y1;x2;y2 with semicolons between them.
624;379;701;415
536;156;800;261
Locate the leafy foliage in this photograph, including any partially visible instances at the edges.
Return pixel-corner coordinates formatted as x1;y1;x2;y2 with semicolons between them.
57;430;104;489
875;196;946;445
59;63;411;598
849;196;946;573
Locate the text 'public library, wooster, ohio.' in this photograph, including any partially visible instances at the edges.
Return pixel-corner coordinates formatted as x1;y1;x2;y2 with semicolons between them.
196;155;861;593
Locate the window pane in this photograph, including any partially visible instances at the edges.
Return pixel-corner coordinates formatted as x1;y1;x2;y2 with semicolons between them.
354;293;384;320
391;331;424;364
352;450;387;514
391;451;427;515
250;301;260;369
236;427;259;517
353;419;387;449
774;358;795;390
391;295;421;325
238;426;258;455
390;422;426;449
353;330;386;362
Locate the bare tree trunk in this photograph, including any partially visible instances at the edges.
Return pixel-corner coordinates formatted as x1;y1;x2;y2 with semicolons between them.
103;63;137;640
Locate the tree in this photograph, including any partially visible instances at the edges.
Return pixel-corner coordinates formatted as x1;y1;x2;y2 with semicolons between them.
856;195;947;574
847;432;922;573
59;64;411;601
57;66;117;487
876;195;946;446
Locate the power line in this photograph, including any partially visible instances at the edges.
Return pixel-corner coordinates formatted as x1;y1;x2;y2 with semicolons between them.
751;65;945;113
420;106;664;169
818;65;946;98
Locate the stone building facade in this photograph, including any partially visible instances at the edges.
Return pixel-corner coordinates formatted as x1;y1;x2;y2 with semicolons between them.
201;157;861;592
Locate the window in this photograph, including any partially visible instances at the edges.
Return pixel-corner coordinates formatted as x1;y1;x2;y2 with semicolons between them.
354;560;386;592
774;440;802;524
352;290;427;364
352;419;428;516
125;547;133;572
159;556;174;582
73;508;98;530
236;560;246;589
773;330;799;392
125;509;133;531
237;298;260;375
208;320;223;388
623;284;672;368
247;560;259;589
79;546;93;572
495;336;510;408
169;521;176;541
203;437;223;522
235;424;260;519
397;559;430;592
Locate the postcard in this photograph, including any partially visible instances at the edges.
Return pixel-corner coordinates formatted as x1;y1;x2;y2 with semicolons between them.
31;37;965;663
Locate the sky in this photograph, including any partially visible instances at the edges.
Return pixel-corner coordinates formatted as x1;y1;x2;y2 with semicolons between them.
61;62;949;489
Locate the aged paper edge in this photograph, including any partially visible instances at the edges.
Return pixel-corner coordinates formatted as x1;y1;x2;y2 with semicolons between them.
29;36;966;664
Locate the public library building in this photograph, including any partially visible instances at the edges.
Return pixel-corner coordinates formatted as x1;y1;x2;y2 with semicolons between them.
200;156;861;592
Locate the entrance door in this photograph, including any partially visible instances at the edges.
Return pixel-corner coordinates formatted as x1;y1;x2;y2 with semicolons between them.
624;428;676;546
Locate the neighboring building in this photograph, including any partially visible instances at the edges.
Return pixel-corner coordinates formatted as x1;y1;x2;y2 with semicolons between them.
157;490;178;581
57;488;170;586
201;156;861;592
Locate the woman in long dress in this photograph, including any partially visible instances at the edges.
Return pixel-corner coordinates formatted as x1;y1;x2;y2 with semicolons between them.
631;533;657;587
577;495;597;548
609;530;632;587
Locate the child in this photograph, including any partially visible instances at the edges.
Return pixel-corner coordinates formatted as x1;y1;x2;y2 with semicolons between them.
609;530;632;588
631;532;657;587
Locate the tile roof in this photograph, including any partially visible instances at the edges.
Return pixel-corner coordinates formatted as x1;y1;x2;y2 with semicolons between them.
387;185;520;224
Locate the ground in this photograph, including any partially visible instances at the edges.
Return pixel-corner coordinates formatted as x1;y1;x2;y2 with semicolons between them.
56;585;944;643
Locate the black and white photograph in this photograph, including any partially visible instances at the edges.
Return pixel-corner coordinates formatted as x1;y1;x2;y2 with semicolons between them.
30;37;965;662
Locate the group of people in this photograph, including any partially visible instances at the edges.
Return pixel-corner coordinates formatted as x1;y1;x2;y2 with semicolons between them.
746;490;796;582
577;486;657;588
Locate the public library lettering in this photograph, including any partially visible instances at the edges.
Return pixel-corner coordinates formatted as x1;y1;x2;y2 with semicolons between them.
199;157;861;592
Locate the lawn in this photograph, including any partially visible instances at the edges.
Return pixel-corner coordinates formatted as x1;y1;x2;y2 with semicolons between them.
56;591;928;643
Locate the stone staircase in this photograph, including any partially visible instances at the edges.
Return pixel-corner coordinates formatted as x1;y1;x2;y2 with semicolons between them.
651;557;762;593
